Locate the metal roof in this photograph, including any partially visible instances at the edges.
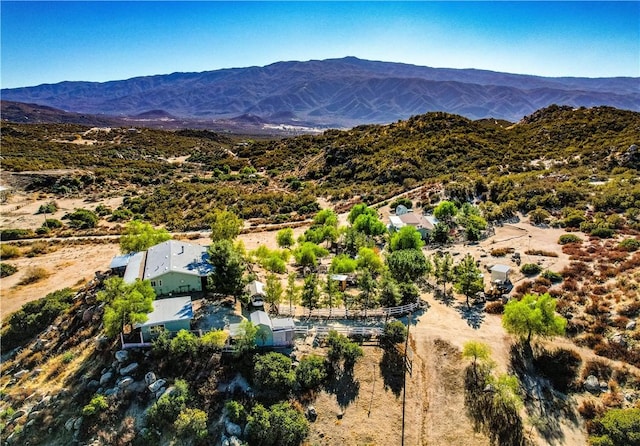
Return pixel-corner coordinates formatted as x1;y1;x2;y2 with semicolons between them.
143;240;213;281
245;280;265;296
250;310;272;329
123;251;146;284
135;296;193;328
272;317;295;331
491;264;511;274
109;253;136;269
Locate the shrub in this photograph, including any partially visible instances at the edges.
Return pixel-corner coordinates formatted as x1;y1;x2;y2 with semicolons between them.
224;400;246;425
169;330;199;358
246;402;309;446
17;266;49;285
146;379;190;428
589;408;640;446
541;270;563;283
578;400;604;420
26;241;50;257
174;407;208;440
35;226;50;235
0;228;34;241
43;218;63;229
253;352;296;393
382;320;408;345
0;263;18;278
558;234;582;245
590;227;615;238
296;354;328;390
36;202;58;214
65;208;98;229
490;247;512;257
520;263;542;276
200;329;228;351
525;249;558;257
326;330;363;370
485;301;505;314
82;394;108;417
0;244;20;259
618;238;640;252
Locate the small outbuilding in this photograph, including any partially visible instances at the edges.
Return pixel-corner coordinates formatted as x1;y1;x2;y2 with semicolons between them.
245;280;266;308
249;311;295;347
330;274;349;291
490;264;511;283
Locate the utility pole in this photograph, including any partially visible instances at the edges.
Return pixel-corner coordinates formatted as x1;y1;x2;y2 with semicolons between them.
401;312;412;446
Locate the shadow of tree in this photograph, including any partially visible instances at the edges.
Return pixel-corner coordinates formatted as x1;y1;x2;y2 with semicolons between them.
433;288;455;306
325;369;360;410
455;301;486;329
379;347;404;397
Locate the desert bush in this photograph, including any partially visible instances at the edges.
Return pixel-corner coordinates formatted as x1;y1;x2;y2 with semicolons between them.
541;270;563;283
381;320;408;345
578;400;605;420
146;379;190;429
295;354;328;390
82;394;108;417
590;227;615;238
43;218;63;229
224;400;246;425
65;208;98;229
558;234;583;245
520;263;542;276
253;352;296;393
0;244;20;259
485;301;504;314
490;247;512;257
619;300;640;317
25;241;50;257
17;266;49;285
174;407;208;440
200;329;228;351
525;249;558;257
0;263;18;278
0;228;34;241
36;202;58;214
618;238;640;252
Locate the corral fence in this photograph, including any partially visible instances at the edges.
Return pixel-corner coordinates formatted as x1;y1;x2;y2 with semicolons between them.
277;301;421;319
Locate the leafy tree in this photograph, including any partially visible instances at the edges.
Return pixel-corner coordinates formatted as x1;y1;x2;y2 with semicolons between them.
312;208;338;227
398;281;420;305
322;275;341;316
433;252;454;295
234;320;257;357
378;273;402;308
453;254;484;306
390;197;413;210
301;274;320;316
462;341;492;384
326;330;363;370
293;242;328;267
285;272;300;314
265;273;283;312
352;213;386;236
347;203;377;224
389;225;424;251
386;249;429;283
208;209;243;242
224;400;246;425
253;352;296;393
342;226;374;257
529;208;551;225
207;239;246;298
382;320;407;345
174;407;208;440
246;402;309;446
119;220;171;253
432;221;452;244
462;214;488;241
200;329;228;351
590;408;640;446
146;379;190;429
169;329;199;358
434;200;458;224
356;246;384;275
502;293;567;344
296;354;328;389
330;254;357;274
357;268;378;312
276;227;295;249
101;278;155;338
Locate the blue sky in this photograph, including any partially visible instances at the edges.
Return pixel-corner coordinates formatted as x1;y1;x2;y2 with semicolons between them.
1;1;638;88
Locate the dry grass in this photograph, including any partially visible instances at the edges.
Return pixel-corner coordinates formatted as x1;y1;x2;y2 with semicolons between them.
16;266;49;286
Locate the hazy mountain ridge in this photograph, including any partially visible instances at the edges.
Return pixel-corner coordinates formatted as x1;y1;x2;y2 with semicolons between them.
2;57;639;126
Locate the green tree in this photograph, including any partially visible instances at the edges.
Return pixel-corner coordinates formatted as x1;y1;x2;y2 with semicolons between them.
119;220;171;253
378;273;402;308
462;341;492;384
322;275;341;316
301;274;320;316
296;354;328;389
293;242;328;268
169;329;199;358
66;208;98;229
454;254;484;306
386;249;429;283
209;209;243;242
174;407;208;440
100;278;155;338
207;239;246;299
276;227;295;249
253;352;296;393
357;268;377;314
347;203;377;224
265;273;283;313
352;213;386;236
146;379;190;429
590;408;640;446
433;252;454;295
246;402;309;446
312;208;339;227
382;320;407;345
285;272;300;314
234;320;257;357
326;330;363;371
200;329;228;351
356;247;384;275
432;221;452;244
330;254;357;274
434;201;458;224
502;293;567;344
389;225;424;251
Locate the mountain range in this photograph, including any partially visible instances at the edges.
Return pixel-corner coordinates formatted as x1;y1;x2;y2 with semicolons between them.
2;57;639;127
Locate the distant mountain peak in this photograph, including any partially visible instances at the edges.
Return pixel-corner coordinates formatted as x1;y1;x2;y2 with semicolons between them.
2;58;638;126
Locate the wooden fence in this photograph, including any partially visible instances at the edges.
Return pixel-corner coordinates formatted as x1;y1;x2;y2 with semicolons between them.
277;301;421;319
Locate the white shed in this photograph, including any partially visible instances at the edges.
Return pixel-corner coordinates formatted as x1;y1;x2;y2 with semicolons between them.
490;264;511;283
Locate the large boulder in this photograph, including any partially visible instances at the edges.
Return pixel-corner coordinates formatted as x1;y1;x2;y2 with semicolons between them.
610;333;627;347
65;417;76;431
100;371;114;386
114;350;129;363
148;379;166;393
120;362;139;376
306;405;317;421
225;420;242;438
117;377;134;388
584;375;600;393
145;372;157;386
